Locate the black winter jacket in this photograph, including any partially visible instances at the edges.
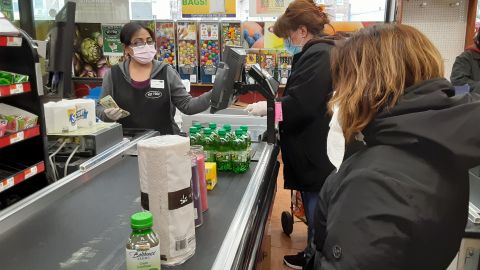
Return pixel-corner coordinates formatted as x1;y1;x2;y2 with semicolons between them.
451;49;480;91
279;39;335;192
308;79;480;270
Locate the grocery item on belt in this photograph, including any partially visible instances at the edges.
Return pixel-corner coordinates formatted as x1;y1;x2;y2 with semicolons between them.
137;135;196;266
205;162;217;190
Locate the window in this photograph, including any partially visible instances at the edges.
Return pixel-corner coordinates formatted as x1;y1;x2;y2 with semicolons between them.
335;13;344;21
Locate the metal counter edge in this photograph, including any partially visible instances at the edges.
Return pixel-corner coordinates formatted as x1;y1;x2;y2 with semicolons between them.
0;130;158;235
211;143;274;270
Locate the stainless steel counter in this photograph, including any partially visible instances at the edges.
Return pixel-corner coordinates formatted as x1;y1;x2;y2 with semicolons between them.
0;134;279;270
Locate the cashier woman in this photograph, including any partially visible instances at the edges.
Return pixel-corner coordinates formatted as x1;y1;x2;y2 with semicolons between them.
98;22;212;134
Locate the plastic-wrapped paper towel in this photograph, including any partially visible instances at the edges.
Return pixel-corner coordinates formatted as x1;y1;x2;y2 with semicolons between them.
43;101;77;134
137;135;196;266
73;99;95;128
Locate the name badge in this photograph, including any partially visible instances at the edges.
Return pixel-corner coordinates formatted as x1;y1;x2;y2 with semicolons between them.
151;79;165;89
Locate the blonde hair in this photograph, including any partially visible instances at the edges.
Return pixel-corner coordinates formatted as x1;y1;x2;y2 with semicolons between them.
273;0;330;38
329;24;444;143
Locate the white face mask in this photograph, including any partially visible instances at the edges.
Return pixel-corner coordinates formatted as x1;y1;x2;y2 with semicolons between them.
327;104;345;172
327;103;366;172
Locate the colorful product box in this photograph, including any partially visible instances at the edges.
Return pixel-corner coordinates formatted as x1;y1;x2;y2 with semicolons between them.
205;162;218;191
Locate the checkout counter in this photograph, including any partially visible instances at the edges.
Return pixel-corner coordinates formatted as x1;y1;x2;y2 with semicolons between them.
0;128;280;270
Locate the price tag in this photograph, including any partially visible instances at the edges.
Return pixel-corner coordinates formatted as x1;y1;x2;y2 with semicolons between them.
7;37;22;47
10;131;24;144
10;83;23;95
25;166;38;179
211;75;216;83
190;74;197;83
0;177;14;192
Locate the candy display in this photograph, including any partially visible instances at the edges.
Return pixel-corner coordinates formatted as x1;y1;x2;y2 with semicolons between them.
0;71;28;86
259;49;277;76
156;21;176;67
221;22;241;55
199;22;220;84
277;50;293;85
177;21;199;83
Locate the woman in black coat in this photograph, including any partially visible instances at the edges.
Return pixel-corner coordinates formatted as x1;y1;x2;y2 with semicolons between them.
245;0;334;268
307;24;480;270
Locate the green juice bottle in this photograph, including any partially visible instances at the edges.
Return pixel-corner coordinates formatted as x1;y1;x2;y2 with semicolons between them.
232;129;249;173
203;128;216;162
126;212;160;270
189;127;199;146
240;125;252;162
216;129;232;172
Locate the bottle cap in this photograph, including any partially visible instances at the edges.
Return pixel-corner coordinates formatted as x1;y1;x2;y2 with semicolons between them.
131;212;153;229
218;129;226;136
235;129;243;136
193;123;203;129
189;127;198;134
240;125;248;131
223;124;232;132
209;122;217;129
203;128;212;135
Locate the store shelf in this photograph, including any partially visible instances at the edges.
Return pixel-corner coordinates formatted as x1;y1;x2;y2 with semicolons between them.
0;126;41;149
0;36;22;47
0;82;31;97
0;161;45;193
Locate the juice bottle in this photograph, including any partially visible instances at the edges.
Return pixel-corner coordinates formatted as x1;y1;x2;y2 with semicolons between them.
223;124;235;140
216;129;232;172
126;212;161;270
240;125;252;161
232;129;249;173
203;128;216;162
191;145;208;212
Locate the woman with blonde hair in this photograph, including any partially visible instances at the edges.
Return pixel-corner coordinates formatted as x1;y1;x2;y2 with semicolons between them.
307;24;480;269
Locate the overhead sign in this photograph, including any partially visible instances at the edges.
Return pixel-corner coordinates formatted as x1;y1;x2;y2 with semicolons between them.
249;0;292;17
70;0;129;23
182;0;236;18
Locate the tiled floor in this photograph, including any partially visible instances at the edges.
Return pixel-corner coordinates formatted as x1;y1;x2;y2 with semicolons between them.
269;162;308;269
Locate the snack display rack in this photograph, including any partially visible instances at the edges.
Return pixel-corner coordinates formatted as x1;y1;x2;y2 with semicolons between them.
177;21;199;83
0;18;49;209
199;21;220;84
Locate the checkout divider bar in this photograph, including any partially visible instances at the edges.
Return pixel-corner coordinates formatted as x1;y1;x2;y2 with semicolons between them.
211;143;273;270
0;130;158;235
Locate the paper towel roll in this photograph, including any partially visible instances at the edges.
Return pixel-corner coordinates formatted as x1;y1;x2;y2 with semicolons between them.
137;135;196;266
44;101;78;134
74;99;96;128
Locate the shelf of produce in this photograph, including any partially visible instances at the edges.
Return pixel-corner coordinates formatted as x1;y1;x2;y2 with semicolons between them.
0;161;45;193
0;82;31;97
0;36;22;47
0;125;41;149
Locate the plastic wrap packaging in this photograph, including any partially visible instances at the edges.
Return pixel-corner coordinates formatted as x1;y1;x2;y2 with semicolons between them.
43;101;77;134
137;135;196;266
73;99;96;128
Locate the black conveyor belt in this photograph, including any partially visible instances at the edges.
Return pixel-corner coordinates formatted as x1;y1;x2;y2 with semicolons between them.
0;143;268;270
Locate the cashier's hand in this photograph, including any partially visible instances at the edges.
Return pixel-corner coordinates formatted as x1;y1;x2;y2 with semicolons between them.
104;108;122;121
245;101;267;117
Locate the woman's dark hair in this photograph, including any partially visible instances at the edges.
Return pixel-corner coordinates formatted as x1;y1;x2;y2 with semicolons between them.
120;22;155;46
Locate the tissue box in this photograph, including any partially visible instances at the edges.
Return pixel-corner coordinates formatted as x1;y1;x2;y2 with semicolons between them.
0;103;38;132
205;162;218;190
0;70;29;86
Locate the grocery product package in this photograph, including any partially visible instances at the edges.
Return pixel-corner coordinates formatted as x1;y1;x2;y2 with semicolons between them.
0;70;29;85
43;101;78;134
0;103;38;133
137;135;196;266
73;99;96;128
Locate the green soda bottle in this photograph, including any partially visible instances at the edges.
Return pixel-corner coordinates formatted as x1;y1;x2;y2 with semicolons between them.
223;124;235;141
189;127;199;146
216;129;232;172
240;125;252;161
203;128;216;162
232;129;249;173
126;212;160;270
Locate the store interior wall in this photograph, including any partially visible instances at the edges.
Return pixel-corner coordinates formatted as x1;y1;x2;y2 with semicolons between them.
401;0;468;80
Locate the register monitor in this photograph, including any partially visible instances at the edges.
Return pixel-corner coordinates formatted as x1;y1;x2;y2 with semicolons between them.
210;46;246;113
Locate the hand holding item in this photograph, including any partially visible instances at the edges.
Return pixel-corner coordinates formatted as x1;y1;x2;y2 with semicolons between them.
245;101;267;116
104;108;122;121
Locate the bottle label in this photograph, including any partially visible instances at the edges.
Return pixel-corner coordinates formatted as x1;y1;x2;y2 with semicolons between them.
126;245;161;270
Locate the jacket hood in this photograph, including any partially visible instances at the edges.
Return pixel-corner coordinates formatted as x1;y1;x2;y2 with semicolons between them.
363;78;480;170
119;59;168;83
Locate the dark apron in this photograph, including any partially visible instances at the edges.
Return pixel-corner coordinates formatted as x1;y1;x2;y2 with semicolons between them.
111;64;174;135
